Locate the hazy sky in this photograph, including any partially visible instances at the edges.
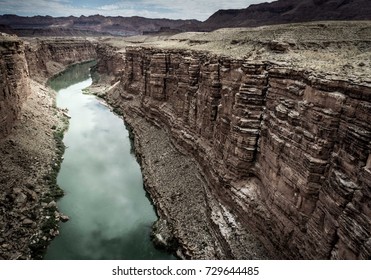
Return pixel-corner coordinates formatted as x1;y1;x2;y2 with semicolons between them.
0;0;273;21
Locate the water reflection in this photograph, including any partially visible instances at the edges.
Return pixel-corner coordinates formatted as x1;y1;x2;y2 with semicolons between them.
53;223;161;260
46;61;96;91
45;63;174;260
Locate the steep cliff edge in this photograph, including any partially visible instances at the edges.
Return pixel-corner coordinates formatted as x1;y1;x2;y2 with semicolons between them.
25;38;97;83
95;22;371;259
0;35;97;138
0;33;30;138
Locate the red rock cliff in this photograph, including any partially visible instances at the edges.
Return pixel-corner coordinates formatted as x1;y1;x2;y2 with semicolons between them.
103;46;371;259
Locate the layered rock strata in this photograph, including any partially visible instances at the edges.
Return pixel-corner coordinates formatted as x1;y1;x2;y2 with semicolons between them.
1;35;97;139
25;38;97;83
0;33;30;138
97;46;371;259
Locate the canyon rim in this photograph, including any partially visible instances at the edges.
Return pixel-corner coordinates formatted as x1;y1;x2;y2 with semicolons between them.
0;2;371;260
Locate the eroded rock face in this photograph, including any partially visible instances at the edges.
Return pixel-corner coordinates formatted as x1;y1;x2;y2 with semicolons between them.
0;33;30;138
25;39;97;83
259;68;371;259
93;44;123;85
101;47;371;259
0;36;97;140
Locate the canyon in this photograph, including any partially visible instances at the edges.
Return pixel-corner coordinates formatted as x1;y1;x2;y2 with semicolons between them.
0;20;370;259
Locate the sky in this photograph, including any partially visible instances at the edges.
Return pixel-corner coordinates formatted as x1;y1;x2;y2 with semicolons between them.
0;0;273;21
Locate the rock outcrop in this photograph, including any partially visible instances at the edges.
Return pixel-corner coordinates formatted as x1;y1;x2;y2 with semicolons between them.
97;41;371;259
0;33;30;138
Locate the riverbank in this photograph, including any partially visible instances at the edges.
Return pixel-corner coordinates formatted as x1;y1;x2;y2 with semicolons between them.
0;79;68;259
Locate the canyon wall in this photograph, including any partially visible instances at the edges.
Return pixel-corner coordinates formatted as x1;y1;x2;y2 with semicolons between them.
102;47;371;259
0;34;30;138
0;36;97;139
25;38;97;83
92;44;123;85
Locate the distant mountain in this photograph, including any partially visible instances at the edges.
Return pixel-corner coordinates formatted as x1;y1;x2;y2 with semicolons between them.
0;14;200;36
1;0;370;37
201;0;371;30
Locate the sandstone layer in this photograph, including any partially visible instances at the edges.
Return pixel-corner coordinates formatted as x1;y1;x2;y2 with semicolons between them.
94;22;371;259
0;35;96;259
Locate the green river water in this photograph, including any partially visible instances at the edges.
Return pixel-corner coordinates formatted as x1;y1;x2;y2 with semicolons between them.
44;62;174;260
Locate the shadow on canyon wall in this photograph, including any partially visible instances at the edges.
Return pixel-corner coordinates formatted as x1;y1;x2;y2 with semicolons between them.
47;61;96;92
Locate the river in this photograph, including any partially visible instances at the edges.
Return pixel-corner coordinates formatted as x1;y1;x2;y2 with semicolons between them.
44;62;174;260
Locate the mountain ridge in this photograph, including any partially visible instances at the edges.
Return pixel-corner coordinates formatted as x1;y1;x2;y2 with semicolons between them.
201;0;371;30
0;14;200;36
1;0;371;36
